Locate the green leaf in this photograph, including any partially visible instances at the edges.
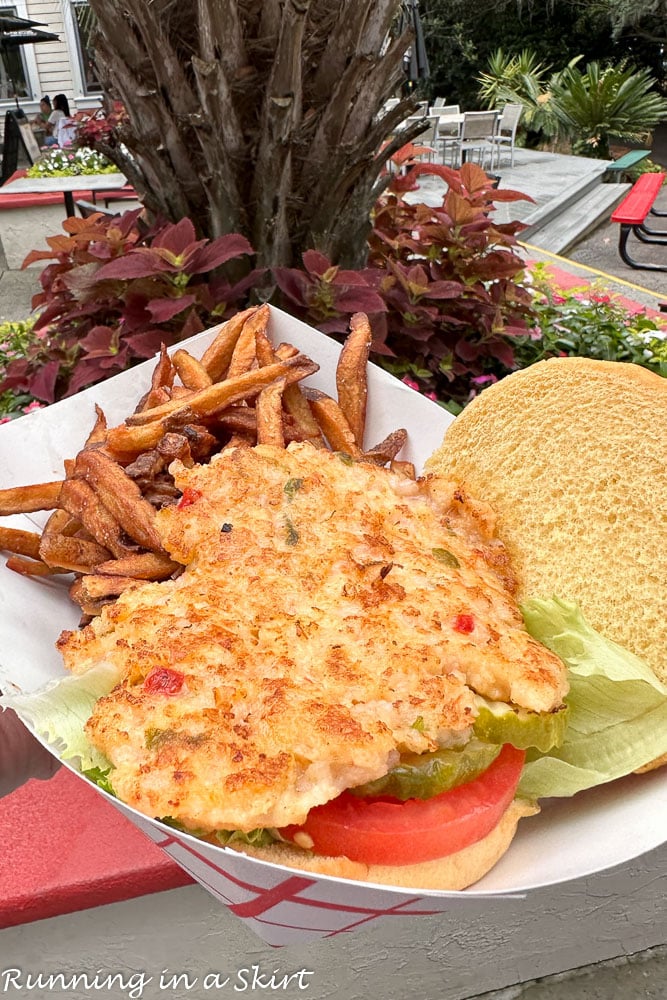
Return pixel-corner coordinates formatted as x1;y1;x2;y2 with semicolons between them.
81;765;116;796
284;477;304;500
432;547;460;568
0;662;123;771
214;827;277;848
518;597;667;798
284;516;299;546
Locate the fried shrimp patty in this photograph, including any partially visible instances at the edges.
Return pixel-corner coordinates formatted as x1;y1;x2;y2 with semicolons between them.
58;443;567;833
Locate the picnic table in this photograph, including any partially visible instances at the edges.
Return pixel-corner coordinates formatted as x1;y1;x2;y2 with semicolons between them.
0;171;129;218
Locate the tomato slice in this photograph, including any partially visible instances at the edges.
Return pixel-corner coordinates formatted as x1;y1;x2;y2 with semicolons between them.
280;744;525;866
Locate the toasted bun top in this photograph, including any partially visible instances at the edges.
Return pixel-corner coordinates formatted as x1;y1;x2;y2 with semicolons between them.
426;357;667;683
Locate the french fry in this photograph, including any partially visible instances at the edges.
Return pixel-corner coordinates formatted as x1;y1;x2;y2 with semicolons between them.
59;478;134;558
0;526;42;560
136;344;175;412
93;551;180;580
221;433;254;451
75;573;144;601
254;329;324;446
303;389;363;457
85;405;108;446
43;508;82;538
282;384;325;446
199;307;260;381
171;385;196;400
68;578;114;617
256;377;287;448
39;533;112;573
74;450;164;553
0;481;63;515
125;355;318;427
172;349;213;391
6;555;59;577
226;316;260;379
363;428;408;466
335;312;372;448
275;343;300;361
105;420;169;460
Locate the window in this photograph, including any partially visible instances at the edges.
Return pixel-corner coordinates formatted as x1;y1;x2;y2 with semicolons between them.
0;6;31;101
71;0;101;94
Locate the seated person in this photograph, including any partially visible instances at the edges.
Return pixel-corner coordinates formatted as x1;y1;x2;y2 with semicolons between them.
30;96;51;133
44;93;72;147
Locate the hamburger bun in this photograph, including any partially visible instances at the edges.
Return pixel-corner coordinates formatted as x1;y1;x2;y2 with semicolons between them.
229;798;538;889
426;357;667;685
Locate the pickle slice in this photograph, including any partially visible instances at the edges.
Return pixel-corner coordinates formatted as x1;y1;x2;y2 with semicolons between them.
349;740;502;801
473;698;569;753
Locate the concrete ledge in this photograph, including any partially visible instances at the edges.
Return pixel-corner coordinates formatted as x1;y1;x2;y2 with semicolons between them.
522;160;610;230
524;182;631;255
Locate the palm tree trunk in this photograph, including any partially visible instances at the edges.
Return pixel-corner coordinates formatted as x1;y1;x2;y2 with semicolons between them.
86;0;426;269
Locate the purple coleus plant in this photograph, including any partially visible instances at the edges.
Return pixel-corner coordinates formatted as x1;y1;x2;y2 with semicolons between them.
2;213;262;402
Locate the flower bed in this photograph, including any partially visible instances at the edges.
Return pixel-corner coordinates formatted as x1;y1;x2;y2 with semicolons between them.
27;147;118;178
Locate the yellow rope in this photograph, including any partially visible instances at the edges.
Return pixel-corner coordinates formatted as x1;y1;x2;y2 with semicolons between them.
519;241;665;304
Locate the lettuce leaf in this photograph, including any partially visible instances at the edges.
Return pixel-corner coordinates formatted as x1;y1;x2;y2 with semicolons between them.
0;662;120;771
519;596;667;799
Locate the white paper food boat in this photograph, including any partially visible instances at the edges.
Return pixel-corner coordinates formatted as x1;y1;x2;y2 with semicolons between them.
1;306;665;946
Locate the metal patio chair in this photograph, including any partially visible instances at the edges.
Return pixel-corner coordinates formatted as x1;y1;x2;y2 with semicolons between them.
489;103;523;168
433;104;461;164
451;110;499;169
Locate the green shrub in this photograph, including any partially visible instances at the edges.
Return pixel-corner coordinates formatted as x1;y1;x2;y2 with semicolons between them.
275;156;537;413
3;176;665;423
0;212;261;404
0;319;42;421
549;61;667;159
513;264;667;376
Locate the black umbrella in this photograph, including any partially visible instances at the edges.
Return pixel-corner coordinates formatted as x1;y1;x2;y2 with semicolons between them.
0;19;60;107
398;0;430;82
0;14;49;32
1;29;60;47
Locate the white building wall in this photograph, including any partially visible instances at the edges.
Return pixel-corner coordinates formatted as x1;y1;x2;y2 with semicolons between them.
1;0;101;138
31;0;75;105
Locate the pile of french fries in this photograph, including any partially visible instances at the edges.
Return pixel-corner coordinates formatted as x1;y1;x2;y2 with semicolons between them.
0;306;411;620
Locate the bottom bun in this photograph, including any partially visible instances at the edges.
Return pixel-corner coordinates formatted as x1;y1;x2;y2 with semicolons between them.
228;798;538;890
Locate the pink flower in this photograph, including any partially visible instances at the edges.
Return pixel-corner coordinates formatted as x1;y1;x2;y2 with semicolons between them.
470;374;497;386
0;416;12;424
22;400;44;413
402;376;420;391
